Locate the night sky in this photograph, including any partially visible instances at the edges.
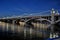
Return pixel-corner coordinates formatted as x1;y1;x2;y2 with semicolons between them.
0;0;60;17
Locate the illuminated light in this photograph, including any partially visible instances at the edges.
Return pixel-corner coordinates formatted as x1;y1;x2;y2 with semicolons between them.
53;33;56;38
51;8;55;13
53;11;55;13
55;33;59;38
6;23;9;31
24;28;26;37
0;22;1;23
50;33;53;39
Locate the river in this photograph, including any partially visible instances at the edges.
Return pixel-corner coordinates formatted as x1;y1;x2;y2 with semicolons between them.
0;21;54;40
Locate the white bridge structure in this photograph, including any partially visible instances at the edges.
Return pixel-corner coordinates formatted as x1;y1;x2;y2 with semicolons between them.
0;9;60;39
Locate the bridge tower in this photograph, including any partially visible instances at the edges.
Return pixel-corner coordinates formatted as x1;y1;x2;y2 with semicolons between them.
50;8;56;38
51;8;55;24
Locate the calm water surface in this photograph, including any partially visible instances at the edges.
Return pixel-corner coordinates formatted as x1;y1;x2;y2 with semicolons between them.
0;22;50;40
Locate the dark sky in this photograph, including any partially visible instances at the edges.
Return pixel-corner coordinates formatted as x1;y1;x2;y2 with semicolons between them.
0;0;60;17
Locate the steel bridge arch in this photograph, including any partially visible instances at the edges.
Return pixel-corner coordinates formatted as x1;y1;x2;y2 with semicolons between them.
25;18;51;23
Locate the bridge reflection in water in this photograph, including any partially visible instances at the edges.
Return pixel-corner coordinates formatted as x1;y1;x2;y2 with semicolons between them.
0;21;51;40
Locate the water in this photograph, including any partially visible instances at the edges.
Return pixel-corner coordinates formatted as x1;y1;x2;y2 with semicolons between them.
0;22;49;40
0;22;24;40
0;22;59;40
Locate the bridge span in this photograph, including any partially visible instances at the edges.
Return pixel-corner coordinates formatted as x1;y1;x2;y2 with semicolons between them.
0;9;60;39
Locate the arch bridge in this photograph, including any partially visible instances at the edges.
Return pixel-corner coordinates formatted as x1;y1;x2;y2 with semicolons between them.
0;9;60;38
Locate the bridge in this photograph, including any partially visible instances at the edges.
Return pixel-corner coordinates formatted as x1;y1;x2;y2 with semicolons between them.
0;8;60;39
0;9;60;26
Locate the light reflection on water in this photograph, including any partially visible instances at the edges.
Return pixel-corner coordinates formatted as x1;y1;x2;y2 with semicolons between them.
0;22;24;33
0;21;60;40
0;21;50;40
